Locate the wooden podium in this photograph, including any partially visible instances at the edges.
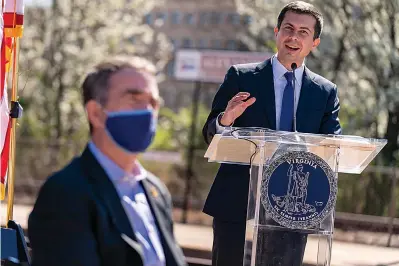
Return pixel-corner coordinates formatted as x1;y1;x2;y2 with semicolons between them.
205;127;387;266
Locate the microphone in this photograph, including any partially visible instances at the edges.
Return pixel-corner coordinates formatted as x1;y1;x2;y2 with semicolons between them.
291;63;297;132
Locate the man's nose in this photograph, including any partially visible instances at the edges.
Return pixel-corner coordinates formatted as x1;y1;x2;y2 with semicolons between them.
288;31;300;40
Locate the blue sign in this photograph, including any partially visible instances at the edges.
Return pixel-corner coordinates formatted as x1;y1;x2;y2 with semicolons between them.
261;151;337;229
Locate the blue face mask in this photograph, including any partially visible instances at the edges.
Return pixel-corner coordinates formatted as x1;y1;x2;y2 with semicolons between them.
105;109;156;153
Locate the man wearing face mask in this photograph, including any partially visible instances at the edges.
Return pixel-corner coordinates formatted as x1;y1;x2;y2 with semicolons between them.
28;56;187;266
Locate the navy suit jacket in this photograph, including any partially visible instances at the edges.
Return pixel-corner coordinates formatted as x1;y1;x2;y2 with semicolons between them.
28;146;187;266
202;58;342;222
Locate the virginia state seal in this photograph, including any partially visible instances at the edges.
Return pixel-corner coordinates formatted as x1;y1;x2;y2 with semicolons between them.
260;151;337;230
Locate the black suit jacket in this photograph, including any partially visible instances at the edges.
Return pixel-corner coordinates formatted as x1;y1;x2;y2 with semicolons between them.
28;146;187;266
202;58;342;222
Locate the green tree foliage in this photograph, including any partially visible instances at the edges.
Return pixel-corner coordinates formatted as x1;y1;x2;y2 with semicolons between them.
150;104;211;152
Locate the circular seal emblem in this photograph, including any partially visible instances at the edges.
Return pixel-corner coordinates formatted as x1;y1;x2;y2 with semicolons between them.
260;151;337;230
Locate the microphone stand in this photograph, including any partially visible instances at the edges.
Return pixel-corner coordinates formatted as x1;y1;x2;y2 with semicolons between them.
291;63;297;132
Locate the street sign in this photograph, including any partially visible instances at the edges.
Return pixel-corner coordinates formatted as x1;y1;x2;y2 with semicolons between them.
174;49;272;83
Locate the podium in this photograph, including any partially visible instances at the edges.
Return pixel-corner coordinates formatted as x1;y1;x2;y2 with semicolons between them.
204;127;387;266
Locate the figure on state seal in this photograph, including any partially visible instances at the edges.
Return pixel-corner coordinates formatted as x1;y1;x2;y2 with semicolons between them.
272;164;316;215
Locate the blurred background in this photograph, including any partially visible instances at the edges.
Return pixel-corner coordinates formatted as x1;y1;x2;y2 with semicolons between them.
3;0;399;261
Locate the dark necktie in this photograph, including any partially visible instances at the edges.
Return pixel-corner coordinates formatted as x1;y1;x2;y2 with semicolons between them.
280;72;294;131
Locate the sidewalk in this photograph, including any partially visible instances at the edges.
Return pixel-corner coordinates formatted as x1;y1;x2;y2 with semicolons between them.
2;204;398;266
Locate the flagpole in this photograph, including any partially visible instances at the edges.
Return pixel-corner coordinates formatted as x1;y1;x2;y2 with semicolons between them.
5;0;23;222
0;2;31;261
6;35;19;222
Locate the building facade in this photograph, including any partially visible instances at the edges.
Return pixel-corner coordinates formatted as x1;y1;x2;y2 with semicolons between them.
144;0;253;109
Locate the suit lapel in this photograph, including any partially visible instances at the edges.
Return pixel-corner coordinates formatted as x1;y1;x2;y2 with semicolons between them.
296;67;318;131
80;147;137;243
141;179;184;266
255;59;276;130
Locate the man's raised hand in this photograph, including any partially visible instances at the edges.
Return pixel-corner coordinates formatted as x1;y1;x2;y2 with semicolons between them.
220;92;256;126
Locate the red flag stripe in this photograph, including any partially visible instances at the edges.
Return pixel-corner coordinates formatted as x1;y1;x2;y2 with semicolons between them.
1;121;11;183
3;13;24;28
0;37;5;100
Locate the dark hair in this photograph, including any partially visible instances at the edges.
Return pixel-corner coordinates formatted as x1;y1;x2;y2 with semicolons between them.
82;56;158;133
82;56;157;107
277;1;323;39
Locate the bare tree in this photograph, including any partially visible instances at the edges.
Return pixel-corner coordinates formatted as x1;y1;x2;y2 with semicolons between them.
18;0;172;141
235;0;399;215
236;0;399;161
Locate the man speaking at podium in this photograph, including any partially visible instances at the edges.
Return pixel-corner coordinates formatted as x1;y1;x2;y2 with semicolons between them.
202;1;341;265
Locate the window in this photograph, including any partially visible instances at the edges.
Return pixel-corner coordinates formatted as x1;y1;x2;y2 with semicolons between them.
185;13;195;25
171;12;181;24
171;39;179;49
144;13;152;24
156;12;167;23
197;39;208;49
352;5;362;20
228;13;240;25
182;38;193;48
166;60;175;77
212;39;222;49
211;12;222;24
199;12;209;25
244;15;252;25
226;40;236;50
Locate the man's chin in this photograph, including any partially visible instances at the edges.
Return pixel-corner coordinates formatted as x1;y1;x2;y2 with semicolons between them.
279;51;299;61
285;50;300;57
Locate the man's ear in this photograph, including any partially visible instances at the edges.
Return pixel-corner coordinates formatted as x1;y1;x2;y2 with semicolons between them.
312;38;321;50
85;100;106;130
274;27;279;38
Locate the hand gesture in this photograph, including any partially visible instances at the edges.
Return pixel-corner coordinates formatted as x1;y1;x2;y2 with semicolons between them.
220;92;256;126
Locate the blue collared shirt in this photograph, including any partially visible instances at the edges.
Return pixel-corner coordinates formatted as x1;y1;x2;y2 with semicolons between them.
88;141;165;266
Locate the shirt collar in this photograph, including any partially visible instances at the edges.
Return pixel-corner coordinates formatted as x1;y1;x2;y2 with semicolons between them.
272;53;305;83
88;141;146;184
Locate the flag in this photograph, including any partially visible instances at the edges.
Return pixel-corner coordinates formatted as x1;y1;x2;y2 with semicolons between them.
4;0;24;38
0;0;23;200
0;11;11;200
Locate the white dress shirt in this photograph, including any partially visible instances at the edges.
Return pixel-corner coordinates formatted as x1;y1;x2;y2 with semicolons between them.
216;54;305;132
